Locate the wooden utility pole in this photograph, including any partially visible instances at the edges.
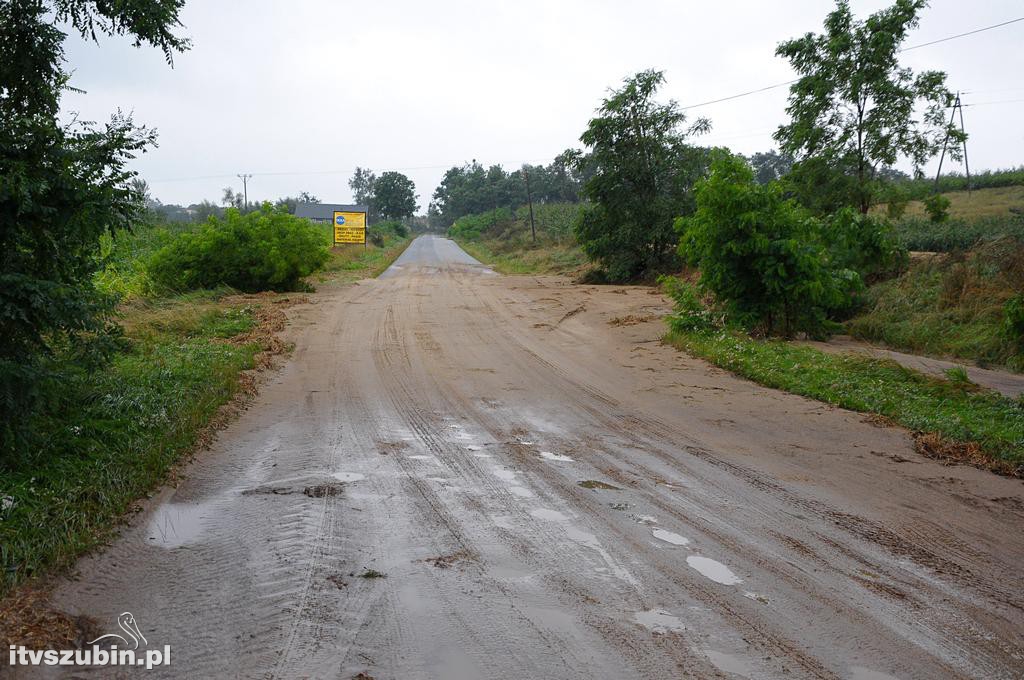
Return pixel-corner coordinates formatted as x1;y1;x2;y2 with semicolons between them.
237;173;252;211
523;168;536;243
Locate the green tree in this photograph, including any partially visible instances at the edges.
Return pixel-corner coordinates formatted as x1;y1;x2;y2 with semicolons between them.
573;69;710;281
774;0;961;214
678;153;855;337
349;166;377;217
274;190;319;214
373;171;418;221
747;150;793;185
0;0;188;452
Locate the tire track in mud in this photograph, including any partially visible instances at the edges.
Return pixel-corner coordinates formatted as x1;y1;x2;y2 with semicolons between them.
375;285;659;677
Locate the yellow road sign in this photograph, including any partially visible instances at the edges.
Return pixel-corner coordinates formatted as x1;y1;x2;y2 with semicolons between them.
333;211;367;244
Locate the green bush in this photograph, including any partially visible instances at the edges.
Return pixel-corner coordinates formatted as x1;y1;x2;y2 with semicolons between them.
660;275;722;332
822;208;907;284
678;153;855;337
1003;294;1024;353
147;205;329;292
924;193;951;223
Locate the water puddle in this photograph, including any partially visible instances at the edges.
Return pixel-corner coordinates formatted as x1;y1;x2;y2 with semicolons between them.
687;555;743;585
508;485;533;498
530;508;569;522
850;667;901;680
472;453;493;459
491;467;519;483
491;514;515;530
466;445;483;451
539;451;574;462
705;650;754;677
652;529;690;546
633;609;685;634
634;514;658;524
147;501;216;548
331;472;365;482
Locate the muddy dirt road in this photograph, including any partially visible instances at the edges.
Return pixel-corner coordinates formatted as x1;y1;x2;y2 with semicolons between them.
49;235;1024;678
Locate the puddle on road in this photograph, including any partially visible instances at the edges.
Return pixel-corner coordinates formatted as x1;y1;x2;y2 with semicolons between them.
147;501;216;548
331;472;365;482
634;514;658;524
850;667;902;680
652;528;690;546
508;485;534;498
687;555;743;585
530;508;569;522
491;467;519;483
473;453;493;459
851;667;901;675
491;514;515;530
633;609;685;634
539;451;574;462
465;445;483;451
705;650;754;678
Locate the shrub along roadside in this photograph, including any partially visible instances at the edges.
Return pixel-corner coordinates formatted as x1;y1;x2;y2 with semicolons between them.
665;327;1024;477
147;205;329;293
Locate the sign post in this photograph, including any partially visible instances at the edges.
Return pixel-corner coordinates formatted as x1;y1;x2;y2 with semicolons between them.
333;211;367;246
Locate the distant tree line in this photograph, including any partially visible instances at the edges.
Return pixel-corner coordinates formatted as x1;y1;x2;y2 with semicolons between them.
428;153;591;229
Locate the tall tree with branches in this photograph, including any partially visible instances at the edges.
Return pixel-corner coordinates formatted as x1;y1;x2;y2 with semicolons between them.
0;0;188;454
774;0;962;214
574;69;710;280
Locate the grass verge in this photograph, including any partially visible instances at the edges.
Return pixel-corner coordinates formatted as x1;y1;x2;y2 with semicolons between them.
846;238;1022;370
456;237;587;275
317;233;413;283
665;329;1024;477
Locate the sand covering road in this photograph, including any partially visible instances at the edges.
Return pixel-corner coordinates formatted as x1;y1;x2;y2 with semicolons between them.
39;235;1024;679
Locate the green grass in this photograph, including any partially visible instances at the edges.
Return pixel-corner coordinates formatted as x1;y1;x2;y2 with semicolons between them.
666;328;1024;473
1;301;259;594
447;202;587;276
457;237;587;275
316;231;413;283
890;215;1024;252
847;238;1022;370
880;185;1024;221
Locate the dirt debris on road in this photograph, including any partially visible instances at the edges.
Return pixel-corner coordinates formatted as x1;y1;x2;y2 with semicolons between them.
24;235;1024;679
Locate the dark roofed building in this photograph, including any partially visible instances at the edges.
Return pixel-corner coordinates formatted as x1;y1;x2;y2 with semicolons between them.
294;203;369;224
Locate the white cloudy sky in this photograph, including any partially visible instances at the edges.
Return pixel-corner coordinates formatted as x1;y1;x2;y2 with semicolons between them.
60;0;1023;210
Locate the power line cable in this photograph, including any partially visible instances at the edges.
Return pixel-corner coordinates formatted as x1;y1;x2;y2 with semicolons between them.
680;16;1024;110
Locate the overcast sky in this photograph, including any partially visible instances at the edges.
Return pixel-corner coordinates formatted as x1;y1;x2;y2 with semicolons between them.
60;0;1023;210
